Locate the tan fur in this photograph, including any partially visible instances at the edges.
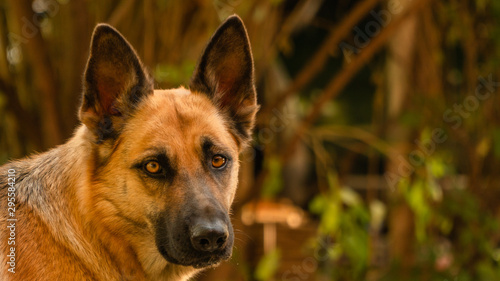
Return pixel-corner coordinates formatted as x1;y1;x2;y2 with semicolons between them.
0;16;257;281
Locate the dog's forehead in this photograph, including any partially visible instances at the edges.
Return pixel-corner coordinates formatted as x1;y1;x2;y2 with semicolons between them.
123;87;238;156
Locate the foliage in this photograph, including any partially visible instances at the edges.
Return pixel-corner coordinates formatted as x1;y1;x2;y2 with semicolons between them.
261;156;284;199
254;248;281;281
309;172;370;280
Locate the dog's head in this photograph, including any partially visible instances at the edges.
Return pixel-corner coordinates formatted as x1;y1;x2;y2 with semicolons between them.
79;16;257;270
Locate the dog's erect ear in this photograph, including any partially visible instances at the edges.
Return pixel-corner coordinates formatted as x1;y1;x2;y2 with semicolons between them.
79;23;153;143
190;15;258;147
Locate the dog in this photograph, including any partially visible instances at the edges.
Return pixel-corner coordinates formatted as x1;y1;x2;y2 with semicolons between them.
0;15;258;281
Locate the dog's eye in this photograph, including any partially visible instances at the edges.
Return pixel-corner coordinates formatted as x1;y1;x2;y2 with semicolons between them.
144;161;162;174
211;155;227;169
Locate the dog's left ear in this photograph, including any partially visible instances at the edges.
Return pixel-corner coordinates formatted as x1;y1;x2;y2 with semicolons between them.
190;15;258;147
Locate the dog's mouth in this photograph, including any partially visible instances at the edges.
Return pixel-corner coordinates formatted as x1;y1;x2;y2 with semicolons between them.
157;242;232;268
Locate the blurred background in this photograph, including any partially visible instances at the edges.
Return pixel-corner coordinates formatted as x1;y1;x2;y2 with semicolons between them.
1;0;500;280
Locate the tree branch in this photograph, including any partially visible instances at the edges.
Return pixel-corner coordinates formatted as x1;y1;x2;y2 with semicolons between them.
281;0;433;162
253;0;434;196
258;0;383;122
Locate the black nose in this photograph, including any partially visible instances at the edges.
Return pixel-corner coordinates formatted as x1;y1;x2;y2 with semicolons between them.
190;221;229;252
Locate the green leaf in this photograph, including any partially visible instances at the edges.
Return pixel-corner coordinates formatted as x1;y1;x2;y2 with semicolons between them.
340;187;361;207
341;214;369;276
428;157;446;178
406;180;430;242
369;200;386;231
320;201;340;234
316;171;341;235
261;156;283;199
427;177;443;202
254;249;281;281
309;194;327;215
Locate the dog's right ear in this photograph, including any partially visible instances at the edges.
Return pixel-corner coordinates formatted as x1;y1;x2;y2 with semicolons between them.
79;24;153;143
190;16;258;148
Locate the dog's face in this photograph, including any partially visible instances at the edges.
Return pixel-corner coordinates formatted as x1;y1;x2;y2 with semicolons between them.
78;16;257;270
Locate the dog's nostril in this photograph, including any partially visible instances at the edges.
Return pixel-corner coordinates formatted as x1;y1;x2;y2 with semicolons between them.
190;223;228;252
217;237;225;246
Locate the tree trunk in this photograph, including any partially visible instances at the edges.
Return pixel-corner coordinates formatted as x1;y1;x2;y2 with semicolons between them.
9;0;63;148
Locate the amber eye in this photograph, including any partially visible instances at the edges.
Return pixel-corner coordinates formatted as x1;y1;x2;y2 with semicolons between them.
212;155;227;168
144;161;161;174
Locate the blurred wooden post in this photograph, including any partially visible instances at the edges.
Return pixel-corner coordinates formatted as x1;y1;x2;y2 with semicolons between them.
263;223;277;254
242;200;305;254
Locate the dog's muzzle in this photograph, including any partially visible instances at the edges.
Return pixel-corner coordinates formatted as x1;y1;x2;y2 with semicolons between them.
190;219;229;253
155;207;234;269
